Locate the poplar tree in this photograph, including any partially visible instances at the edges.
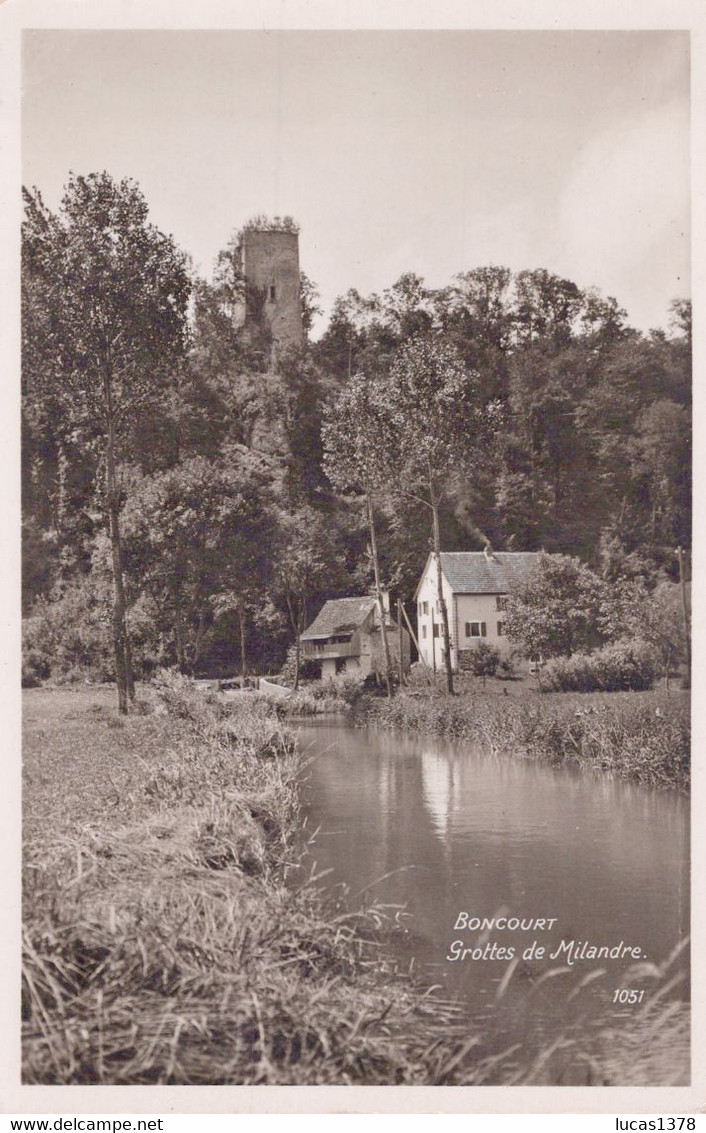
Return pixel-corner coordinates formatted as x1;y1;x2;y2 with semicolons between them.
322;371;396;696
382;336;497;694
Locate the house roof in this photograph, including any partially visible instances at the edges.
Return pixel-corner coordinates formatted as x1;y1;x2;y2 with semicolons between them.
301;596;377;641
416;551;541;597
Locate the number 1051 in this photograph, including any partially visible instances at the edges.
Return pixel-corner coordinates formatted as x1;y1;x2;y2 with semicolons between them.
613;989;645;1004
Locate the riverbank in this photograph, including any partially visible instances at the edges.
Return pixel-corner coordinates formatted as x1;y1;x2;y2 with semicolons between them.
22;678;478;1085
23;678;688;1085
359;681;690;792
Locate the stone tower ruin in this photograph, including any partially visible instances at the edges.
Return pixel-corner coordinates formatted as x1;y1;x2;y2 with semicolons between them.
236;219;304;366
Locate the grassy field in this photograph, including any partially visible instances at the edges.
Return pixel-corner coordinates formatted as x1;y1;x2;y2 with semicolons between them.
22;678;689;1086
360;673;690;792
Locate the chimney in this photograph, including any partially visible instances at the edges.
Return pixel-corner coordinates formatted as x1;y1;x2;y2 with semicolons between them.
483;541;494;561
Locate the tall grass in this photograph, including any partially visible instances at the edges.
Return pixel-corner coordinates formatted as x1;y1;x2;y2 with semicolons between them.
22;676;467;1084
364;690;689;792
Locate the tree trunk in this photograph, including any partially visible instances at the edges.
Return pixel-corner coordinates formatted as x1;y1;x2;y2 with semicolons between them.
367;493;393;697
431;613;437;676
192;609;206;675
432;500;454;695
103;373;132;713
124;620;135;701
174;618;186;673
677;545;690;687
54;443;70;537
238;607;247;679
293;607;303;691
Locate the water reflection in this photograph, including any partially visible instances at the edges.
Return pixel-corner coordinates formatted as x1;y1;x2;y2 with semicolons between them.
421;748;457;839
297;720;689;1047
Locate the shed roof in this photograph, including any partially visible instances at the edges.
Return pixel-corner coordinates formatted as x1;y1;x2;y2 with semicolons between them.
301;596;377;641
418;551;541;596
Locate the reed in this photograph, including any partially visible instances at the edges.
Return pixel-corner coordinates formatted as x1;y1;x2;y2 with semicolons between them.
363;688;689;792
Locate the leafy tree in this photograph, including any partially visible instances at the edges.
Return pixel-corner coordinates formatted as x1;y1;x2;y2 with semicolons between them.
380;272;434;340
275;347;331;504
504;553;607;663
271;507;347;690
512;269;583;347
433;266;513;401
669;298;691;354
632;399;691;549
599;576;689;687
322;371;397;695
121;455;272;675
300;271;322;338
22;173;190;710
380;335;498;694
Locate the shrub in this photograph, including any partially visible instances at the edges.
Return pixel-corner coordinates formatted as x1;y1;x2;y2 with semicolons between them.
459;641;501;684
22;577;164;686
22;585;113;685
497;656;516;680
21;647;51;688
542;640;658;692
315;672;368;706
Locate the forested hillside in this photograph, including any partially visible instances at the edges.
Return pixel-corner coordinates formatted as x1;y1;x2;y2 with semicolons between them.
21;175;691;687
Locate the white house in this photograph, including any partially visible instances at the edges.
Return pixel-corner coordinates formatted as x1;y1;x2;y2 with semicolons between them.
414;550;540;673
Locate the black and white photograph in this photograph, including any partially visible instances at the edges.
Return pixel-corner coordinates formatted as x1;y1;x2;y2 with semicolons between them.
5;0;702;1116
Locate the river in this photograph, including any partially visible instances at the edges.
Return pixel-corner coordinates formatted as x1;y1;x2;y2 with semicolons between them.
295;718;689;1064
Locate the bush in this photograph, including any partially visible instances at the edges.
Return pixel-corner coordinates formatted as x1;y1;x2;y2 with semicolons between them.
22;584;114;685
314;672;368;706
459;641;501;683
542;640;658;692
21;647;51;688
22;579;164;686
497;656;516;680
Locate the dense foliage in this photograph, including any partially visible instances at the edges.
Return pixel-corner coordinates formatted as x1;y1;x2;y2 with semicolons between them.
22;176;691;690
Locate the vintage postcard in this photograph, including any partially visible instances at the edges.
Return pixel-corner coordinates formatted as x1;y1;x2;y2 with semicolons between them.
2;0;703;1117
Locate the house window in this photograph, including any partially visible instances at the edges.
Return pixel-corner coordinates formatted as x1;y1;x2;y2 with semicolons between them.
496;596;508;612
465;621;487;638
422;624;427;639
269;285;276;301
418;601;429;616
497;621;506;636
433;624;440;638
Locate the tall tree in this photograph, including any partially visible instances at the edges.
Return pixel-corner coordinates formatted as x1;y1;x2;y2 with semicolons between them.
504;553;607;661
121;455;273;675
22;174;191;711
322;371;396;696
380;335;497;693
271;507;346;690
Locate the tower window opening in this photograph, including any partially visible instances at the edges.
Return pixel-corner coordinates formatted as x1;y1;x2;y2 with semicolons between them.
269;285;276;301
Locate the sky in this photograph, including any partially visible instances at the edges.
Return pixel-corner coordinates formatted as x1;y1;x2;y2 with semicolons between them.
22;29;690;336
